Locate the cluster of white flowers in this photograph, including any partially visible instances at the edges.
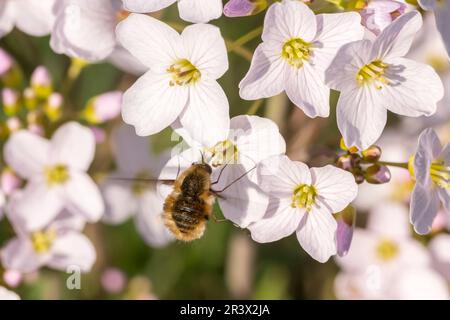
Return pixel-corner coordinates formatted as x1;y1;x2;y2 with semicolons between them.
0;0;449;300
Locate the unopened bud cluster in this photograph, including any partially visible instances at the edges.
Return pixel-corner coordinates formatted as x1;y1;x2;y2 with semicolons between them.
336;139;391;185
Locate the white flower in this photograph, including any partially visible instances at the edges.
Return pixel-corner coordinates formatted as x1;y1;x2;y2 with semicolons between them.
239;1;364;118
116;14;230;147
429;233;450;281
50;0;146;75
247;155;357;263
4;122;104;231
102;125;173;248
123;0;223;23
0;286;20;300
335;267;449;299
418;0;450;60
336;202;430;273
1;193;95;274
159;115;286;228
325;11;444;150
410;128;449;234
0;0;56;38
334;202;449;299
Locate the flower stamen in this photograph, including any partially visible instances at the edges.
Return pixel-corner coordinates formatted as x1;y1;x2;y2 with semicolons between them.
357;60;390;90
44;164;69;186
281;38;311;68
376;238;398;261
292;184;317;211
168;59;201;86
430;160;450;188
207;139;239;167
31;229;56;254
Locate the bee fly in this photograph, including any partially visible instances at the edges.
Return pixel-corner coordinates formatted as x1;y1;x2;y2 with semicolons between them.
112;155;255;242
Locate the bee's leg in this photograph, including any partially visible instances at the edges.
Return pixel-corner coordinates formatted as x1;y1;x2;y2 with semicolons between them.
212;165;257;193
212;214;227;223
211;163;228;185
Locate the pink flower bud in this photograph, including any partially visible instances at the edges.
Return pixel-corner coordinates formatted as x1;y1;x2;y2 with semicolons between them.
101;268;127;294
86;91;123;124
6;117;21;132
1;168;22;195
31;66;52;98
2;88;18;106
364;164;391;184
224;0;268;17
0;48;13;76
48;92;63;109
3;270;23;288
28;123;45;136
90;126;106;144
336;206;356;257
361;145;382;163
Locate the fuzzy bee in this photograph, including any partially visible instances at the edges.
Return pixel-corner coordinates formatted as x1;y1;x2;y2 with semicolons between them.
163;162;216;241
114;158;253;242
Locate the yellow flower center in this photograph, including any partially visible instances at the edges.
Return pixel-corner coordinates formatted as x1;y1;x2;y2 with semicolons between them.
168;59;201;86
132;170;152;196
281;38;311;68
376;238;398;261
430;160;450;189
44;164;69;186
292;184;317;211
206;139;239;167
357;60;390;90
31;229;56;254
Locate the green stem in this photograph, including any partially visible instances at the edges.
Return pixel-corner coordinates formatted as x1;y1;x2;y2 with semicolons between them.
227;26;263;53
247;99;264;115
377;161;409;169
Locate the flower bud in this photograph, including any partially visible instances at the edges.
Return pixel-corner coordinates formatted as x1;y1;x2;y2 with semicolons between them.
83;91;123;124
339;137;358;153
101;268;127;294
364;164;391;184
361;145;381;163
91;126;106;144
44;92;63;122
1;167;22;195
2;88;20;116
223;0;268;17
3;270;22;288
31;66;52;99
23;87;37;110
336;154;353;171
335;205;356;257
6;117;21;133
0;48;13;77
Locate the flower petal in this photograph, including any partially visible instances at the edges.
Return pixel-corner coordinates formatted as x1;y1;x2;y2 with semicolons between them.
50;122;95;171
180;23;228;79
410;183;440;234
13;0;55;37
101;180;137;225
262;1;316;44
123;0;176;12
178;0;222;23
64;172;104;223
4;130;49;179
414;128;442;186
373;11;422;60
257;155;311;197
368;202;410;239
134;191;173;248
122;70;188;136
248;199;303;243
433;3;450;59
48;231;96;272
284;63;330;118
0;237;43;273
116;13;181;70
381;57;443;117
179;80;229;147
336;87;387;150
0;2;14;37
313;12;364;71
311;165;358;213
239;43;286;100
296;206;337;263
10;180;64;232
50;0;116;61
